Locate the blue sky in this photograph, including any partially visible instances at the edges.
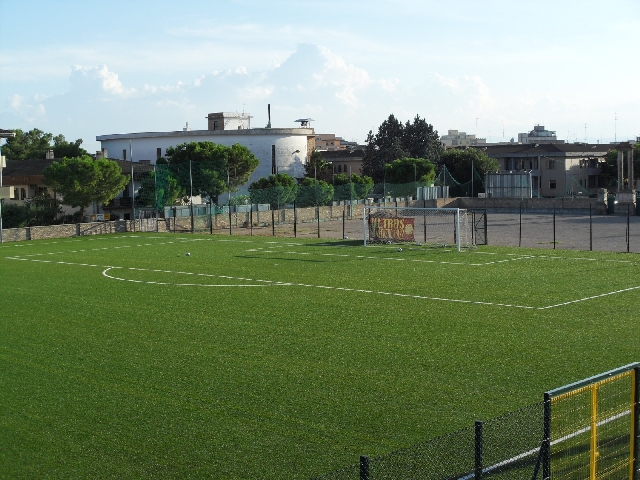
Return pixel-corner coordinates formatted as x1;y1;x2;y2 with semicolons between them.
1;0;638;153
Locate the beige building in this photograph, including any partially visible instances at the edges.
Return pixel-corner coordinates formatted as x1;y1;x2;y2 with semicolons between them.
315;134;342;151
483;143;611;197
441;130;486;148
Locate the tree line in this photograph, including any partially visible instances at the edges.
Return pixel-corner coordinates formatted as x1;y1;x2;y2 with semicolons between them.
0;117;506;228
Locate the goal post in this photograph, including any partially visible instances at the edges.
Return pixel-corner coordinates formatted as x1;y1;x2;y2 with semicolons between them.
362;206;474;251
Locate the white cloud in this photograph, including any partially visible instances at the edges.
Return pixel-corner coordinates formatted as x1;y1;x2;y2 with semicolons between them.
241;86;274;99
6;94;46;122
71;65;135;96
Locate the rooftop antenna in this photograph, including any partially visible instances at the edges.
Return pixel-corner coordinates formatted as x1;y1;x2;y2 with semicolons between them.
266;104;271;129
614;112;617;142
294;118;315;128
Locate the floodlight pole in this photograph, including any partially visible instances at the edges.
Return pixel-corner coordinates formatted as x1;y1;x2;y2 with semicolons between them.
190;158;194;234
130;141;135;232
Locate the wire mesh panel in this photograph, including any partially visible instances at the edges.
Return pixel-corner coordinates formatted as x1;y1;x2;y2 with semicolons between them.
481;403;545;479
368;427;475;479
547;364;639;480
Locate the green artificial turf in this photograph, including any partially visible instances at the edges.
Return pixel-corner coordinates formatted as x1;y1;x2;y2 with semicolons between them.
1;234;638;478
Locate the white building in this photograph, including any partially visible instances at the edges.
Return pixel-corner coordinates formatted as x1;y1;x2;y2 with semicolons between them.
96;112;314;202
441;130;486;148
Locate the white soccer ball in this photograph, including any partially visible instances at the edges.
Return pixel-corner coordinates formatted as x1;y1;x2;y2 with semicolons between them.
386;240;392;245
397;248;403;252
344;236;348;239
186;252;191;256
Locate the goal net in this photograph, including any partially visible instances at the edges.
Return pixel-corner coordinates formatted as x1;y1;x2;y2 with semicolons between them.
363;206;474;251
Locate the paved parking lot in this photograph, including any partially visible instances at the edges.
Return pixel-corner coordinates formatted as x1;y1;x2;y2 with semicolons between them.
483;211;640;253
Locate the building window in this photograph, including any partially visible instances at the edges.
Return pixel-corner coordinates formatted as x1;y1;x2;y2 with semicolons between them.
547;159;556;169
213;120;219;130
337;165;342;173
157;148;162;159
271;145;276;174
549;180;557;189
123;149;127;161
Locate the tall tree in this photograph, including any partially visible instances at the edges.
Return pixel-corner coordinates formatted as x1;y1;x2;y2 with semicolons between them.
0;129;88;160
361;114;442;182
304;150;331;179
295;178;334;207
136;168;183;209
383;157;436;184
43;156;129;218
248;173;298;209
332;173;374;200
1;128;52;160
439;148;500;195
165;142;259;204
52;134;88;158
403;115;442;161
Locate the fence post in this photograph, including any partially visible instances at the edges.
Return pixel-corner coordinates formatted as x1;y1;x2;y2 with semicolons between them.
342;206;345;239
553;205;556;250
519;201;522;248
293;201;297;238
627;205;630;253
634;365;639;480
272;209;275;236
484;207;488;245
359;455;369;480
475;420;483;479
589;202;593;252
543;393;551;480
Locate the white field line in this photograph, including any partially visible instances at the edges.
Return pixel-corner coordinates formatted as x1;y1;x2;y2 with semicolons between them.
4;239;639;309
457;409;632;480
102;267;272;287
5;257;535;309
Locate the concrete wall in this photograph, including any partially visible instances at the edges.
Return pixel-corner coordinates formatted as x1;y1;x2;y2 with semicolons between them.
1;219;168;243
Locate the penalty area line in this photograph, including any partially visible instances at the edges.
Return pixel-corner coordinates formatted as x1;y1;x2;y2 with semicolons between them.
539;284;640;309
102;268;272;287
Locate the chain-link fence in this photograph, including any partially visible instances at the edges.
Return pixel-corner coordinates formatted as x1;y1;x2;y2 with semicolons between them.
312;366;639;480
311;403;545;480
484;208;640;253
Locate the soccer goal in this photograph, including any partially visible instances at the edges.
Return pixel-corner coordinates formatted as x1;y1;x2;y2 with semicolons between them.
362;206;474;251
